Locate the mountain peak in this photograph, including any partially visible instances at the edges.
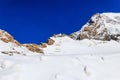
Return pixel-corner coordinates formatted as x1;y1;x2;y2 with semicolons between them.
71;12;120;41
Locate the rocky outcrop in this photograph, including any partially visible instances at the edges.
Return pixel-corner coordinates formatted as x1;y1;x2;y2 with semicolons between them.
47;38;55;45
14;40;21;46
0;30;21;46
24;44;43;53
39;34;65;48
1;51;20;56
40;43;47;48
71;13;120;41
0;29;44;55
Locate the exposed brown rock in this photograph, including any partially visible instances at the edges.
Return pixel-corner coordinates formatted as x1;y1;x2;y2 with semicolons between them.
0;29;45;55
0;38;9;43
0;32;3;37
4;32;14;42
78;33;89;40
1;51;20;56
92;30;97;36
83;26;94;32
78;21;109;40
70;13;120;41
104;34;111;41
47;38;55;45
14;40;21;46
25;44;43;53
0;30;21;46
40;43;47;48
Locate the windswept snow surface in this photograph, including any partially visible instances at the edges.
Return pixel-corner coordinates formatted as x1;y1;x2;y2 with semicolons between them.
0;36;120;80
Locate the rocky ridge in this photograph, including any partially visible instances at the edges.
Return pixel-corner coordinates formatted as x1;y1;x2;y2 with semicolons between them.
0;29;56;54
70;13;120;41
0;29;21;46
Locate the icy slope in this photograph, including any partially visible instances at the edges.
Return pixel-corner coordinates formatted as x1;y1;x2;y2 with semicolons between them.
71;13;120;40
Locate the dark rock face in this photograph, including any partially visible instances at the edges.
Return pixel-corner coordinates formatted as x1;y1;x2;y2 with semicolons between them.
111;34;120;40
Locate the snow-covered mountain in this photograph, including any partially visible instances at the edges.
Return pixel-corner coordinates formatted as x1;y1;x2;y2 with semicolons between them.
71;13;120;41
0;13;120;80
0;29;44;56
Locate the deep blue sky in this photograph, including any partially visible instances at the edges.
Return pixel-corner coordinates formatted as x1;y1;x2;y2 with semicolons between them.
0;0;120;44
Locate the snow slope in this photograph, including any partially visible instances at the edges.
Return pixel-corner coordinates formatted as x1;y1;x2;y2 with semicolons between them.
0;35;120;80
44;36;120;55
1;53;120;80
